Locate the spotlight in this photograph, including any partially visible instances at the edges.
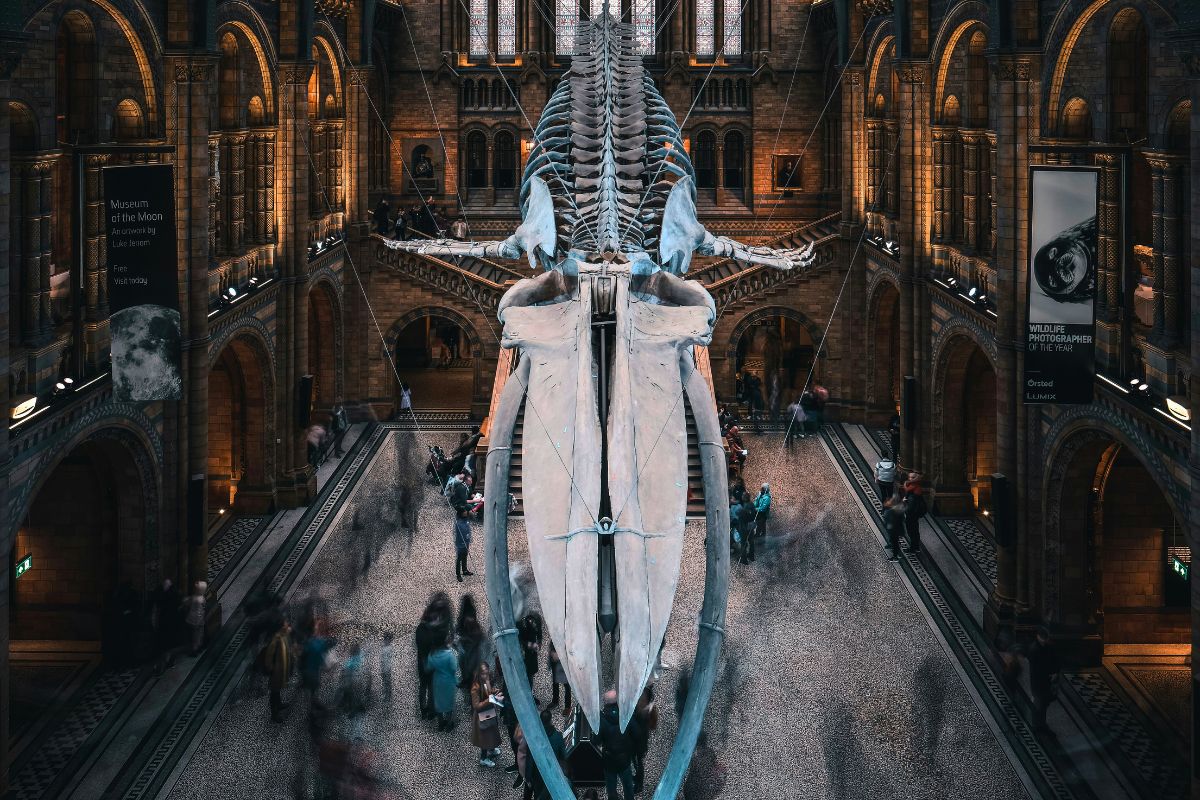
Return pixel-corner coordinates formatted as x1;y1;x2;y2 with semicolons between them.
52;381;70;399
248;276;260;288
976;293;987;304
219;508;226;515
62;377;74;389
968;287;977;298
1167;397;1191;421
11;394;36;420
1138;383;1150;393
982;509;990;517
1130;378;1141;388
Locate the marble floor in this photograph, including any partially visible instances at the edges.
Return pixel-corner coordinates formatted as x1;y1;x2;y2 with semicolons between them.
162;431;1029;800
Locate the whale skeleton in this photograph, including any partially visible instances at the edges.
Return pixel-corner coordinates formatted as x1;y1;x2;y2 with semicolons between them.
383;5;815;796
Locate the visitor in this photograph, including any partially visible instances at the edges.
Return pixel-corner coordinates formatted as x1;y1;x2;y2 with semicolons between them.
394;208;408;240
548;640;571;716
416;592;453;718
682;730;726;800
183;580;207;656
262;616;292;722
1028;627;1060;733
902;473;927;555
425;632;460;731
743;372;764;432
373;198;391;235
883;495;908;561
753;483;771;539
399;382;413;413
454;507;474;582
598;689;639;800
786;396;806;445
632;684;658;793
452;426;483;476
455;595;486;692
528;707;565;798
332;403;349;457
451;217;469;241
339;643;370;738
150;577;181;673
799;390;818;437
519;612;544;692
874;455;897;502
300;624;336;701
470;663;503;766
736;489;756;564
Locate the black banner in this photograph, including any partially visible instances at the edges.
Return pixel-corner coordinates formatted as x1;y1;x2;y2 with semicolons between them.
104;164;181;402
1024;167;1099;404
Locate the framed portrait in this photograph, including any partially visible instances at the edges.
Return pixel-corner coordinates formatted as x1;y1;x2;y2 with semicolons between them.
772;154;804;191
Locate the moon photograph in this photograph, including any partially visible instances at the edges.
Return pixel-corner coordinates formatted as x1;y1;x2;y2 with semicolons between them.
110;303;183;402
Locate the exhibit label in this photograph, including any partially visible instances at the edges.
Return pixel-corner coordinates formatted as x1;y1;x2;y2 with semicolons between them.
104;164;182;402
1023;167;1099;404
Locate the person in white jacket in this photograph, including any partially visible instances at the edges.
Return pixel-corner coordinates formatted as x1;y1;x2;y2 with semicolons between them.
874;457;897;502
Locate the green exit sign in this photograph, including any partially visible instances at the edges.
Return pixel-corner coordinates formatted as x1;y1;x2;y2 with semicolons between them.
1172;556;1189;581
15;554;31;579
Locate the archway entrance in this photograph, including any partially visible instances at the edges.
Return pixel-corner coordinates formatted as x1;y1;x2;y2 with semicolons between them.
936;336;996;514
308;284;338;424
208;336;271;515
733;314;817;411
1054;437;1189;649
10;435;150;746
392;313;477;412
868;282;902;418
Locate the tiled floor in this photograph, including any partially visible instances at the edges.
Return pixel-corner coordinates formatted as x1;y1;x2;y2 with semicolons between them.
163;431;1028;800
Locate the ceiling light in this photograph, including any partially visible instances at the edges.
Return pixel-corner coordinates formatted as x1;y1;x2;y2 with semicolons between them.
1167;397;1191;421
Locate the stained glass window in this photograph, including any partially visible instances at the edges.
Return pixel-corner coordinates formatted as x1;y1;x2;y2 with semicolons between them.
632;0;655;54
722;0;742;56
469;0;488;57
498;0;517;56
696;0;715;57
557;0;579;55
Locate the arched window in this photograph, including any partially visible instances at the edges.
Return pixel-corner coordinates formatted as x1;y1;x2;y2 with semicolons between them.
462;79;475;108
1062;97;1092;140
10;102;36;151
494;131;517;190
1167;101;1191;151
466;131;488;189
219;33;242;128
693;130;716;189
632;0;654;55
1108;8;1148;143
966;31;988;128
942;95;961;126
113;99;144;141
497;0;517;56
696;0;715;57
470;0;489;57
556;0;579;55
56;11;98;144
722;0;742;56
723;130;745;190
247;96;265;126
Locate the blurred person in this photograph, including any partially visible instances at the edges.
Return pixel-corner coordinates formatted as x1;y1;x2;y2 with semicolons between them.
454;507;474;582
456;595;486;691
883;495;908;562
785;396;806;445
380;631;395;702
262;617;292;722
632;684;658;793
1028;627;1060;733
902;473;927;555
416;592;453;718
547;640;571;716
300;625;336;702
426;632;460;731
340;643;371;739
150;578;181;674
519;612;544;694
182;581;207;656
373;198;390;234
682;730;727;800
331;403;349;457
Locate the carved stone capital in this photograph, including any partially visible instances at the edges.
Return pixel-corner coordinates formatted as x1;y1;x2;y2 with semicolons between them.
280;61;315;85
895;62;928;86
172;57;217;84
1143;151;1187;172
993;59;1033;82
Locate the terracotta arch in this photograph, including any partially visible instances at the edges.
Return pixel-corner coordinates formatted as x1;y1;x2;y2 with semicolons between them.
724;306;826;400
1042;422;1189;652
307;279;342;417
384;305;488;411
931;331;998;513
11;426;158;648
866;278;902;413
931;11;989;121
208;333;275;513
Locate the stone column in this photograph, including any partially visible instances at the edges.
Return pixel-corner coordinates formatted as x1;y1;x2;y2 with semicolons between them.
988;55;1036;635
961;131;981;251
930;127;950;244
278;61;317;507
167;55;217;588
841;69;865;230
895;62;929;473
671;0;684;54
1147;153;1185;351
14;158;53;344
865;120;881;235
1095;152;1122;374
0;58;17;798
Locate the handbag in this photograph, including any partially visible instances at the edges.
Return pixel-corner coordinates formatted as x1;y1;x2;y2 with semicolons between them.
478;706;499;730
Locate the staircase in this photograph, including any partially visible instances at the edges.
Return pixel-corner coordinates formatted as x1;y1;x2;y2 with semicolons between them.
501;401;707;519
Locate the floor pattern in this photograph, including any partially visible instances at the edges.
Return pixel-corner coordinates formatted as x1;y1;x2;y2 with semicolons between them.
938;517;999;586
207;516;268;586
163;430;1027;800
11;668;140;800
1062;671;1189;800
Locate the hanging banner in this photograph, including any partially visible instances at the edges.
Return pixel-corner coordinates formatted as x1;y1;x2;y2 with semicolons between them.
104;163;182;402
1024;166;1099;404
